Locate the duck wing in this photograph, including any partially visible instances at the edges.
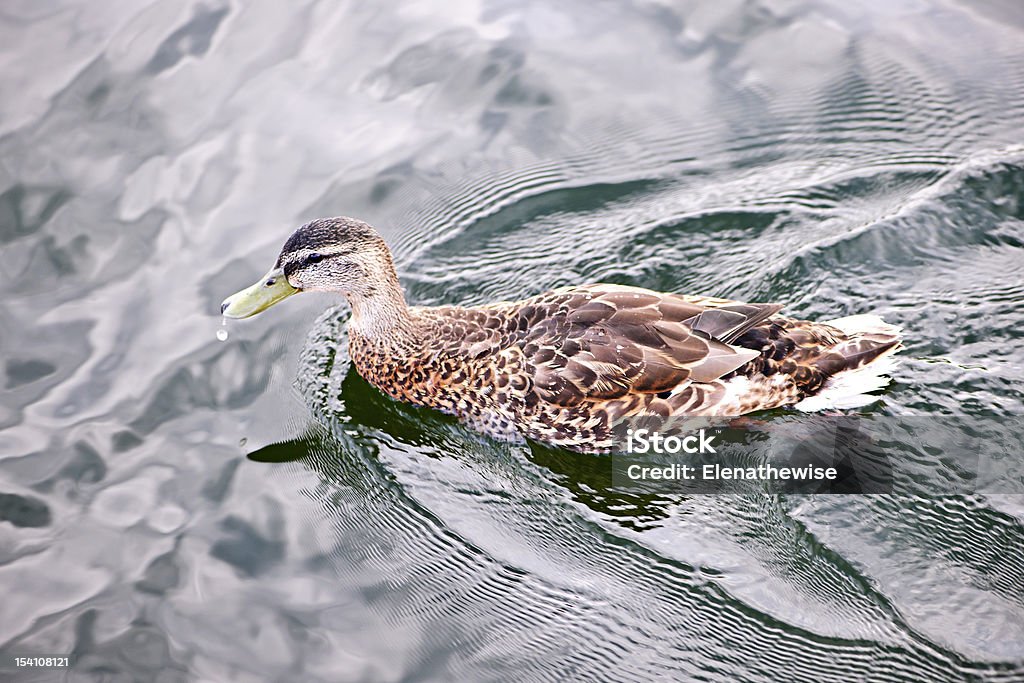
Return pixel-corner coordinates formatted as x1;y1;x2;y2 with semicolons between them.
518;285;781;407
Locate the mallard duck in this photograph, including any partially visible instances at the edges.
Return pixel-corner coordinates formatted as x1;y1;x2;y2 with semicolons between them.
222;217;902;452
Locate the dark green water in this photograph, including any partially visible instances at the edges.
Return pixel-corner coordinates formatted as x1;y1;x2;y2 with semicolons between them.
2;1;1024;681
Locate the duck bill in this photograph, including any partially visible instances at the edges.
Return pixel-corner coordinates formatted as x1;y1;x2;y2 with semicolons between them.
221;268;299;319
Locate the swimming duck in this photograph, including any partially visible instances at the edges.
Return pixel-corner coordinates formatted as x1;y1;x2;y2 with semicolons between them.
222;217;902;452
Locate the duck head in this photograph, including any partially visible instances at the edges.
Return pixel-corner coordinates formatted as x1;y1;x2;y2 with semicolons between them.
221;217;399;319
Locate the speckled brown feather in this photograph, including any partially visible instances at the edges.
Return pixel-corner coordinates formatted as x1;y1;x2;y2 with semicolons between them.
347;283;900;452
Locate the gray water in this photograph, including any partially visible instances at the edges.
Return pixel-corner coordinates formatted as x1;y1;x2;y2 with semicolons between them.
2;1;1024;681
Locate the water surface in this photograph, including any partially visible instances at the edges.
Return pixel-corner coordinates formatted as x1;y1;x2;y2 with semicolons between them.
1;1;1023;680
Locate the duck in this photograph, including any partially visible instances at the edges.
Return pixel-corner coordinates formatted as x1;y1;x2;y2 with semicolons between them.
221;217;902;452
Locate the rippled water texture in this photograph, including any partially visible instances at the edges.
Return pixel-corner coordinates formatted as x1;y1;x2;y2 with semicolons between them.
2;1;1024;681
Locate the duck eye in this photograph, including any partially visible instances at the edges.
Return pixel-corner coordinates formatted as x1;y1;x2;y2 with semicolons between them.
305;252;324;265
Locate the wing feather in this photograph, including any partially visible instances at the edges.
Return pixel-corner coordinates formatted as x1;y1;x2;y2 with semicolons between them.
518;284;777;406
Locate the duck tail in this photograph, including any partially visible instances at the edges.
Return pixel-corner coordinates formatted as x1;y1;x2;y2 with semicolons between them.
794;314;903;412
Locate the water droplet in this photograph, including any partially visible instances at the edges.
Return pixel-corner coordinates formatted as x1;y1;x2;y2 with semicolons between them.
216;329;228;341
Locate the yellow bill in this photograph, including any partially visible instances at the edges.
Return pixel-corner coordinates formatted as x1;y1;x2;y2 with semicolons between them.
221;268;298;319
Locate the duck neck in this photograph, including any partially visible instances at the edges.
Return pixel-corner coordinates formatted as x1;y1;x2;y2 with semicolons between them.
346;262;416;344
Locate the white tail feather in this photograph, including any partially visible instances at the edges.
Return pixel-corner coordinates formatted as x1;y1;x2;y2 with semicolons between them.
794;356;899;411
795;312;902;412
825;313;902;338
